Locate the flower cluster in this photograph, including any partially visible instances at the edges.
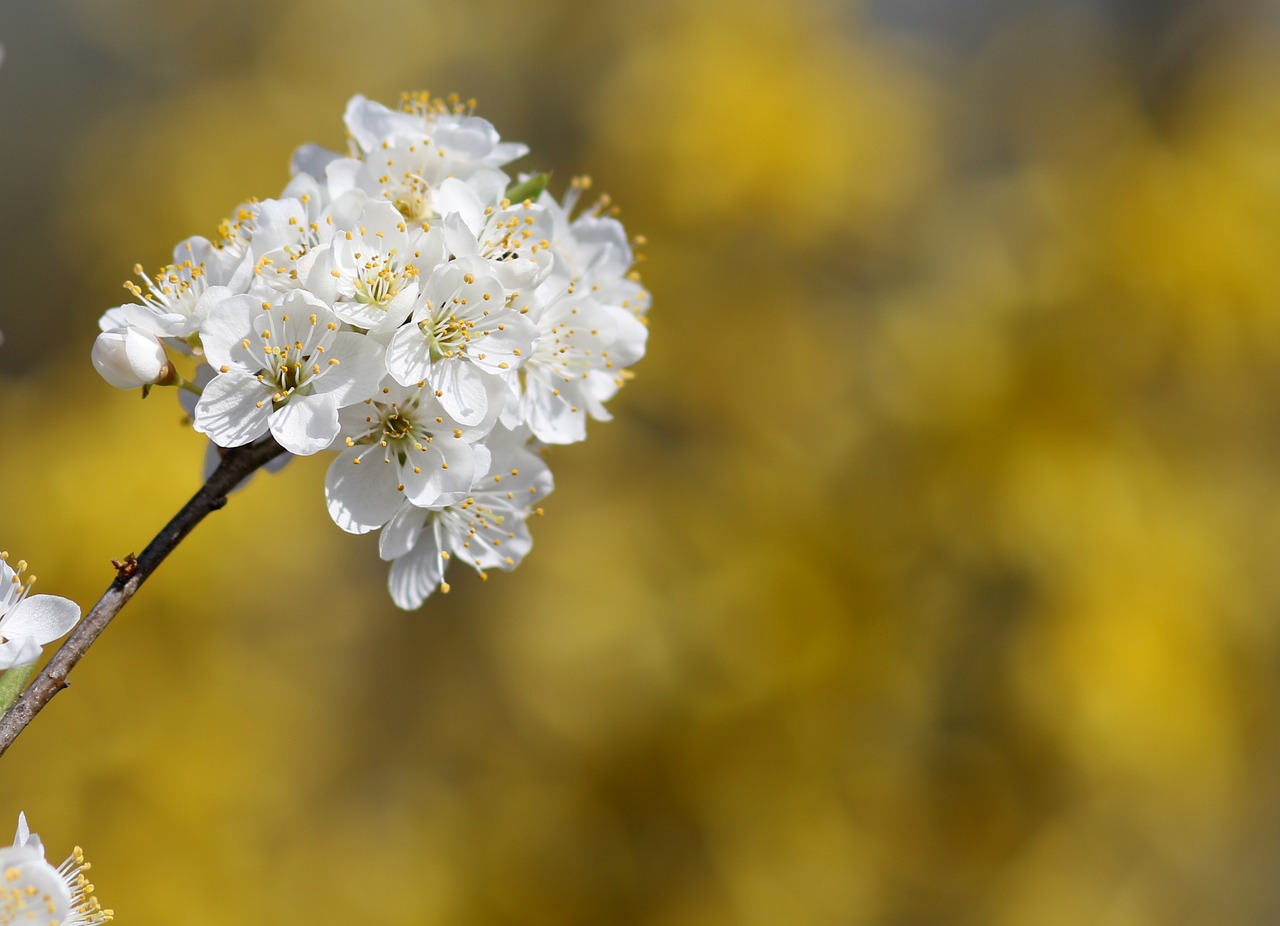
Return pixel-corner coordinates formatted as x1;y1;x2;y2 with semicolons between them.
0;814;112;925
93;93;649;607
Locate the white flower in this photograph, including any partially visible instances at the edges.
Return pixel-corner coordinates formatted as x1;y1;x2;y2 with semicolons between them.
0;554;80;670
194;290;386;455
385;258;537;425
90;327;169;390
98;238;251;338
93;92;650;611
305;200;441;334
342;93;528;169
537;183;651;315
0;814;113;925
227;188;364;297
437;180;554;291
505;184;649;444
380;426;553;609
319;140;507;228
324;379;501;534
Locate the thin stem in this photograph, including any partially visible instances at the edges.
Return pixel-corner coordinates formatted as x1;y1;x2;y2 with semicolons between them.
0;436;289;759
176;377;204;398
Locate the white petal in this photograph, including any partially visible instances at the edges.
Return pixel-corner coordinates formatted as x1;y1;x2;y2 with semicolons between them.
378;503;426;562
269;393;339;456
430;360;489;426
605;305;649;367
14;814;31;850
0;636;42;670
468;314;537;373
1;595;80;644
199;293;260;369
401;435;479;508
291;143;340;180
436;179;486;234
324;447;404;534
442;212;480;259
193;372;273;447
385;325;433;387
343;94;397;151
387;527;446;610
522;376;586;444
310;331;386;405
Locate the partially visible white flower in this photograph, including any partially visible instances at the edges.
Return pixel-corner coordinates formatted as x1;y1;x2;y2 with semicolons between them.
385;258;537;426
248;184;362;296
380;426;552;609
304;200;440;334
342;92;528;169
98;238;251;338
437;180;554;291
537;182;651;315
322;138;509;227
505;182;650;444
0;813;113;925
509;289;646;444
194;290;386;455
324;378;501;534
91;327;169;389
0;554;80;670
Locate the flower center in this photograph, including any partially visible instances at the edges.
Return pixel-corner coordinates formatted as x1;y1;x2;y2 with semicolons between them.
252;309;341;405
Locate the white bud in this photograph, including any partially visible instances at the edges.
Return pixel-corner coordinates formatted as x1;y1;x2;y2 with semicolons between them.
91;326;168;389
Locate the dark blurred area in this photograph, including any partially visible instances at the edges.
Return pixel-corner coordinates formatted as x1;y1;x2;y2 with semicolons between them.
4;0;1280;923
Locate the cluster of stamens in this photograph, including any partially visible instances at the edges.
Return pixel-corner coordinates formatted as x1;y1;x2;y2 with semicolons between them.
122;258;205;313
56;849;112;926
0;847;113;926
348;395;438;471
227;309;342;405
0;553;35;633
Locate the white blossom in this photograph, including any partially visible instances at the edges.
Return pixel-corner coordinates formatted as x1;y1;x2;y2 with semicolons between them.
194;291;385;455
304;200;441;334
341;93;528;168
0;814;112;925
0;553;80;670
324;379;500;534
93;92;650;608
380;426;552;608
385;258;536;426
98;237;251;338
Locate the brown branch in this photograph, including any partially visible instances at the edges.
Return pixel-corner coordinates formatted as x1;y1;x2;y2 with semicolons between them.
0;436;289;758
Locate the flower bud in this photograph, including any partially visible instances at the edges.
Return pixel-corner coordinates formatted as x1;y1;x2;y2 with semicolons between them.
91;327;169;389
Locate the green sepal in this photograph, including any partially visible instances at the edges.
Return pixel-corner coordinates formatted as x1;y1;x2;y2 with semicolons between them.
505;173;551;203
0;663;35;717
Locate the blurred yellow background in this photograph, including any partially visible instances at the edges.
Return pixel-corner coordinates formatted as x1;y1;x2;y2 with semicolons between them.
4;0;1280;922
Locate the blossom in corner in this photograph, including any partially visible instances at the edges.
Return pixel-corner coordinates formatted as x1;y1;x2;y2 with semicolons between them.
0;553;80;670
0;813;113;924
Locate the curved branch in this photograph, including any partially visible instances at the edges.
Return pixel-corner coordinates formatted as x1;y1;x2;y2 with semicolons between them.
0;437;289;758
